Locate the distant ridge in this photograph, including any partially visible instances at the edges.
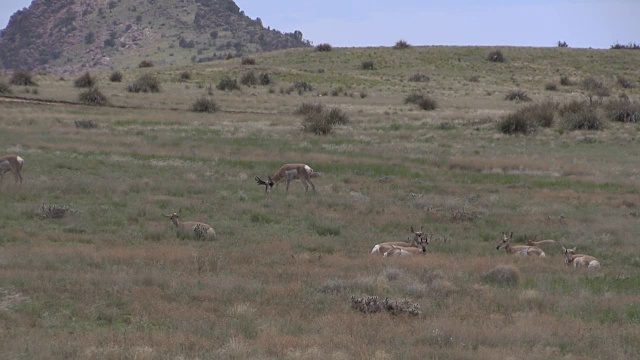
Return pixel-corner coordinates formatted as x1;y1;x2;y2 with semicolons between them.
0;0;311;73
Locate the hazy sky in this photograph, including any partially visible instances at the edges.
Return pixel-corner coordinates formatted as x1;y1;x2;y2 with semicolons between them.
1;0;638;49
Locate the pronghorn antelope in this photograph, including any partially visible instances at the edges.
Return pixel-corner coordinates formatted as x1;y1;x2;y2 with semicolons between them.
525;235;556;247
0;155;25;186
563;247;600;269
164;210;217;240
371;226;425;255
496;232;546;257
255;163;316;193
383;233;431;257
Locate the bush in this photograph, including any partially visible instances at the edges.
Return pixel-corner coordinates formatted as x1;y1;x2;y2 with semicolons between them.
0;81;11;94
78;87;109;106
241;57;256;65
604;98;640;123
179;71;191;81
561;107;603;131
557;40;569;48
299;103;349;135
498;103;554;135
74;120;98;129
361;60;375;70
545;83;558;91
558;100;589;117
10;70;37;86
617;76;634;89
482;265;520;287
610;42;640;50
393;39;411;49
404;93;425;105
504;90;531;101
127;74;161;93
417;96;438;111
191;96;219;113
240;71;258;86
315;43;332;52
258;72;272;86
291;81;313;94
138;60;154;68
408;73;429;82
560;76;573;86
109;71;123;82
216;76;240;91
487;49;505;62
74;72;97;88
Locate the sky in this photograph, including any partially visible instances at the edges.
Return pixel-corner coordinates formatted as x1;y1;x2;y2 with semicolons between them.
1;0;638;49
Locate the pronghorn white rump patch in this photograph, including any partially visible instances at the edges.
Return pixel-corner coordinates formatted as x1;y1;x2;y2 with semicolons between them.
304;165;313;175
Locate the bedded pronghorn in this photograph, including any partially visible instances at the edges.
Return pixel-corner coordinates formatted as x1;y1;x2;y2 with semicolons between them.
371;226;425;255
496;232;545;257
563;247;600;269
164;210;217;240
0;155;25;186
383;233;431;257
255;163;316;194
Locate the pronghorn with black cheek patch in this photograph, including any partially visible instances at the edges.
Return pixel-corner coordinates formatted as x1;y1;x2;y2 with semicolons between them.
563;247;600;269
255;163;316;194
497;232;545;257
371;226;425;255
164;210;217;240
383;233;431;257
0;155;25;186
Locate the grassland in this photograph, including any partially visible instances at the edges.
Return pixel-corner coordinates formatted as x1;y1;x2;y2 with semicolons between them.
1;46;640;359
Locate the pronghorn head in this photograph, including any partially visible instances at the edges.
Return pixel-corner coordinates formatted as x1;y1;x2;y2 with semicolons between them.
525;234;537;246
562;246;577;265
411;226;424;242
497;232;513;250
255;176;275;193
163;210;181;225
419;233;431;253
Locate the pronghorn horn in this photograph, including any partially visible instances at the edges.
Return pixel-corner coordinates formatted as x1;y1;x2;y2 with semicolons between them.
411;226;415;233
255;176;267;185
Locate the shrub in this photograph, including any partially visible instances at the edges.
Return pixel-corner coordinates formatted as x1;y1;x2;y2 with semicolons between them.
545;83;558;91
560;76;573;86
78;87;109;106
504;90;531;101
0;81;11;94
109;71;123;82
241;57;256;65
408;73;429;82
74;120;98;129
258;72;272;86
330;87;345;97
10;70;37;86
498;103;554;135
487;49;505;62
127;74;161;93
138;60;154;68
240;71;258;86
191;96;219;113
561;107;603;131
498;112;534;135
361;60;375;70
582;77;610;104
610;42;640;50
315;43;332;52
179;71;191;81
557;40;569;48
604;97;640;123
404;93;425;105
299;103;349;135
217;76;240;91
291;81;313;94
558;100;588;117
466;75;480;82
74;72;97;88
482;265;520;287
617;76;634;89
417;96;438;111
393;39;411;49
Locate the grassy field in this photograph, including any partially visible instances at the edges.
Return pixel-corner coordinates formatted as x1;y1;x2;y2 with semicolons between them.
1;46;640;359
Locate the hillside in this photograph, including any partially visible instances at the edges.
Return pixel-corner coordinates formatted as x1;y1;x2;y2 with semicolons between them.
0;0;310;73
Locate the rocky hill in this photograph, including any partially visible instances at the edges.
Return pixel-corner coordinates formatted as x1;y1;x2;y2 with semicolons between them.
0;0;311;73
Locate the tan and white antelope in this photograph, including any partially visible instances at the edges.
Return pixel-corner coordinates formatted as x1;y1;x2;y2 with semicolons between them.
562;247;600;269
0;155;25;186
525;235;556;247
255;163;316;193
371;226;426;255
496;232;545;257
164;210;217;240
383;233;431;257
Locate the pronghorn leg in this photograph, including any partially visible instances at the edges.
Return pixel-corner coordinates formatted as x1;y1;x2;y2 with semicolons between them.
300;177;309;192
286;179;291;192
307;177;316;193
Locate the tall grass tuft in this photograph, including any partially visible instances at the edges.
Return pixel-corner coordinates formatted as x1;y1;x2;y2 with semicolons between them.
504;90;531;101
191;96;219;113
127;74;161;93
298;102;349;135
361;60;375;70
138;60;154;68
217;76;240;91
498;102;555;135
109;71;123;82
10;70;37;86
0;80;11;94
78;87;109;106
604;97;640;123
240;71;258;86
74;72;97;88
482;264;520;286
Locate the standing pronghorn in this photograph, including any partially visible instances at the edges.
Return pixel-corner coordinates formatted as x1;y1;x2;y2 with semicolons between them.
383;233;431;257
371;226;426;255
0;155;25;186
255;163;316;193
496;232;546;257
562;247;600;269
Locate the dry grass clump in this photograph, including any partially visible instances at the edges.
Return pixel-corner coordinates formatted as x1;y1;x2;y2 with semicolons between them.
179;71;191;81
78;87;109;106
240;71;258;86
241;57;256;65
217;76;240;91
408;73;429;82
558;100;603;130
10;70;37;86
617;76;635;89
482;264;520;287
40;203;72;219
487;49;505;62
560;75;574;86
504;90;531;102
74;119;98;129
350;295;421;316
191;96;219;113
545;82;558;91
138;60;154;68
109;70;123;82
404;92;438;110
127;74;161;93
604;97;640;123
74;72;97;88
498;103;554;135
315;43;332;52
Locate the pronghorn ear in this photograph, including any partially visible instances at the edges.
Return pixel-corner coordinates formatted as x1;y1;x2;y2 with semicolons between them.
562;246;567;252
570;247;576;252
420;225;423;232
509;232;513;239
178;208;182;215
